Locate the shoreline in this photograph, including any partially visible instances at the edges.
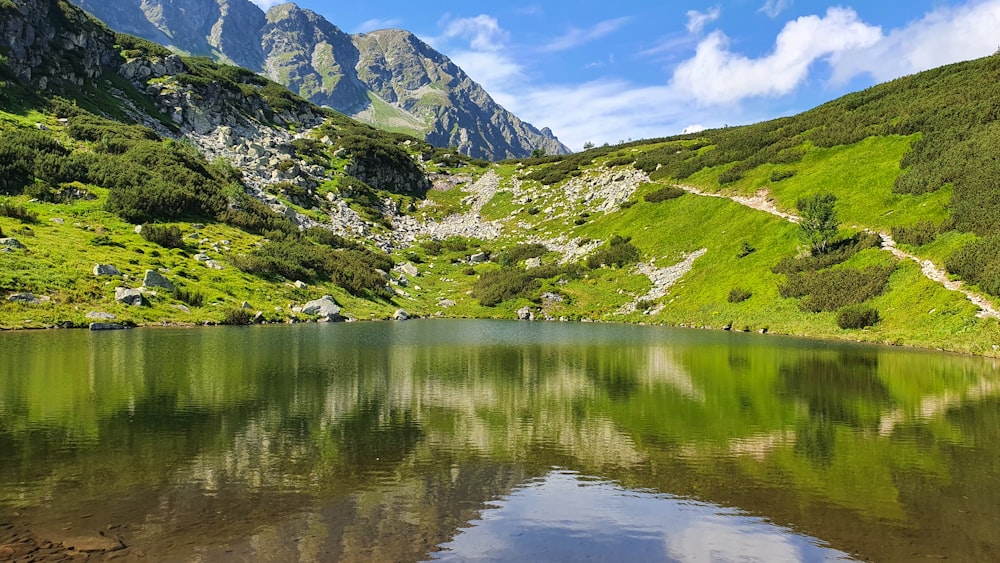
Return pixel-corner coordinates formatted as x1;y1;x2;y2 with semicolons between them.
0;313;991;359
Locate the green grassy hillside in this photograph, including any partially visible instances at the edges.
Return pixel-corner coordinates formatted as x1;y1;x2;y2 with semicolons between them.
2;0;1000;355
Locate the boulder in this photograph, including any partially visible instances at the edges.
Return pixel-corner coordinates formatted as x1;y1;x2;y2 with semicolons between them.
114;287;146;307
437;299;457;308
7;292;39;304
293;280;308;289
0;238;26;250
525;257;542;269
394;309;410;321
400;262;419;277
469;252;488;264
517;306;535;321
541;292;564;304
143;270;175;292
194;253;210;262
205;260;224;270
89;322;125;331
301;295;342;321
93;264;121;276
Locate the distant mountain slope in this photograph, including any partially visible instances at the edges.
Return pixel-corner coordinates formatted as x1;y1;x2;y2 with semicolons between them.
71;0;570;160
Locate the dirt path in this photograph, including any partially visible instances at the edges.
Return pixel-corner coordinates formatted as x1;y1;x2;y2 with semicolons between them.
674;184;1000;320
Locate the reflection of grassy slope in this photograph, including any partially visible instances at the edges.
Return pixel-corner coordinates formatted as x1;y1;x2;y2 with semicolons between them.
3;322;999;559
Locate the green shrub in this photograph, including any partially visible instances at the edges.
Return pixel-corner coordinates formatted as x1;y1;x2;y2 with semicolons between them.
442;237;469;252
837;306;881;329
497;243;547;267
473;264;579;307
221;308;253;326
891;221;938;247
737;241;756;258
779;264;895;312
233;236;392;298
219;190;296;236
175;287;204;307
0;200;37;222
141;224;185;249
643;185;685;203
770;169;796;182
945;234;1000;296
305;226;364;251
421;240;444;255
587;235;640;269
728;288;752;303
772;232;880;274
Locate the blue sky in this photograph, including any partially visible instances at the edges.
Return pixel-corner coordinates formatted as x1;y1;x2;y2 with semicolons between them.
251;1;1000;150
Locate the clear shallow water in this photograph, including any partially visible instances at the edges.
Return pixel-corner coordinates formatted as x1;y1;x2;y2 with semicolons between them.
1;320;998;561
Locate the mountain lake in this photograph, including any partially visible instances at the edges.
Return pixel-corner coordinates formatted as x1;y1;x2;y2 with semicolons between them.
1;320;998;561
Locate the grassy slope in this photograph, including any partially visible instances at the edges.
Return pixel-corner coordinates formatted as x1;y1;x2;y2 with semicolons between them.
2;2;999;355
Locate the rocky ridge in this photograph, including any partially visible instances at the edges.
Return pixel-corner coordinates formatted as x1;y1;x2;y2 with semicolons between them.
69;0;570;160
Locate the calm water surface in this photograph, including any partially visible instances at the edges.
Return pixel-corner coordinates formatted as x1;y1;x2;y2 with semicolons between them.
1;320;999;561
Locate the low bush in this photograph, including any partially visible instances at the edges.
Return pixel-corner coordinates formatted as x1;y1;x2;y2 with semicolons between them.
442;237;469;252
890;221;938;247
175;287;204;307
728;288;752;303
304;226;364;251
772;232;880;274
219;190;297;235
737;241;756;258
644;185;685;203
233;236;392;298
221;308;253;326
945;234;1000;296
473;264;579;307
837;306;881;329
497;243;547;267
0;200;37;222
770;169;796;182
421;240;444;255
587;235;640;269
779;264;895;312
141;224;185;249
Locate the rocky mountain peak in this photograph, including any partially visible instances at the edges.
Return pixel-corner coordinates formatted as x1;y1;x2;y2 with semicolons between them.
70;0;571;159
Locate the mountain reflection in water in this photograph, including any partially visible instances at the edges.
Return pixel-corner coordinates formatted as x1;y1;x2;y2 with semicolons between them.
0;320;998;562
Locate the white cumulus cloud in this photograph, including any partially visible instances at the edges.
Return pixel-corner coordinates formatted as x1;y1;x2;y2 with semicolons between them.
438;15;509;52
671;7;882;105
830;0;1000;83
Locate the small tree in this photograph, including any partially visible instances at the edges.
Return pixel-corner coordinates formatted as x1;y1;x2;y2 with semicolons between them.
530;148;546;158
797;193;838;254
582;141;595;151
